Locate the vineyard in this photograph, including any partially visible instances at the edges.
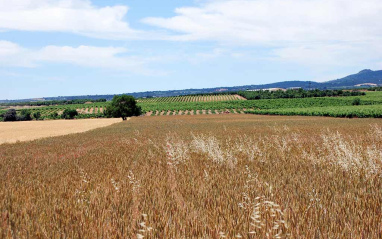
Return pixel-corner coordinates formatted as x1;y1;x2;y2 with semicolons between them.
1;92;382;120
136;94;245;103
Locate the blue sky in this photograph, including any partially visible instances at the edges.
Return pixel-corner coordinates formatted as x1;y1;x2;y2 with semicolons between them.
1;0;381;100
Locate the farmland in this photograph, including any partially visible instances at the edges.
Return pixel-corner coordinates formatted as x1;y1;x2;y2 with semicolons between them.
137;94;246;103
0;118;121;144
1;91;382;120
0;114;381;238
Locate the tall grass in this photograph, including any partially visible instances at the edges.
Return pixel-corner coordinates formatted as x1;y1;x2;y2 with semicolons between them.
0;115;381;238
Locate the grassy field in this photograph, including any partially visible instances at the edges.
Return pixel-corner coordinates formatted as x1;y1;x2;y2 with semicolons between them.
0;118;121;144
0;114;381;238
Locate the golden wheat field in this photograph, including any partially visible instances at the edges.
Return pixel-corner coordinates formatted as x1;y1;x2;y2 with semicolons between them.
0;115;381;238
0;118;122;144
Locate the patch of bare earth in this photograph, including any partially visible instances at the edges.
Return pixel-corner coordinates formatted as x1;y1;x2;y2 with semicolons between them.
0;118;122;144
2;105;51;110
234;94;247;100
146;111;153;116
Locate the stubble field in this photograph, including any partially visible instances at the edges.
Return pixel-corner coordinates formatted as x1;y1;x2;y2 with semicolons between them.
0;115;381;238
0;118;122;144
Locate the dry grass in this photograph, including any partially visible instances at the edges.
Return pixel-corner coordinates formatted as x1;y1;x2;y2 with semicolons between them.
0;118;122;144
0;115;381;238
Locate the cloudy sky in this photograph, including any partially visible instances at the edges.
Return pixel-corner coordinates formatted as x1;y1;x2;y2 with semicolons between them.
1;0;381;99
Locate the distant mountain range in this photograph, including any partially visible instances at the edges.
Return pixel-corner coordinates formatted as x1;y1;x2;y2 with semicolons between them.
1;69;381;103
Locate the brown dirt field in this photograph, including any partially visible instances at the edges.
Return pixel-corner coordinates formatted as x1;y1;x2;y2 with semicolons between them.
3;105;48;110
0;118;122;144
234;94;247;100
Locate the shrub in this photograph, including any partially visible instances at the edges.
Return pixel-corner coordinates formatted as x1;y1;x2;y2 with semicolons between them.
61;109;78;119
3;109;17;121
50;112;59;119
19;109;32;121
33;111;42;120
352;98;361;105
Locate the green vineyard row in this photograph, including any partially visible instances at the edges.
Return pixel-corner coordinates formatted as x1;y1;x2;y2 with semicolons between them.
1;92;381;120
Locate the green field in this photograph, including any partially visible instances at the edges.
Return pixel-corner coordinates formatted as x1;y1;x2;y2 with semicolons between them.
1;91;382;119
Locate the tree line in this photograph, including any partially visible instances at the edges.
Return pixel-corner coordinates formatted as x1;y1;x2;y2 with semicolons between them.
237;89;366;100
0;98;107;107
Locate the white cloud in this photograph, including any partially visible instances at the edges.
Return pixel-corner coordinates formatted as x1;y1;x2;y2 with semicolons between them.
143;0;382;44
0;0;139;39
272;41;382;67
142;0;382;68
0;41;159;74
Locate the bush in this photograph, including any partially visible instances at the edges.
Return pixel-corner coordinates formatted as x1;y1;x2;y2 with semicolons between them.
33;111;41;120
50;112;59;119
352;98;361;105
3;109;17;121
19;109;32;121
61;109;78;119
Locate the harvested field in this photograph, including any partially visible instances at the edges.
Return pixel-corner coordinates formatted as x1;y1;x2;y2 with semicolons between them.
0;118;122;144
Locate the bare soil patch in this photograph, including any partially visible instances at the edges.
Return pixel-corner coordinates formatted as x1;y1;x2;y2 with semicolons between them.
0;118;122;144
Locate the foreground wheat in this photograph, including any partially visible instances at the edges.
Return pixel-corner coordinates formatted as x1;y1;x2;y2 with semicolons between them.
0;115;381;238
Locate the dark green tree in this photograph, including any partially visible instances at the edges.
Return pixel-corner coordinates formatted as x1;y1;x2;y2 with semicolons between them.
106;95;141;120
61;109;78;119
3;109;17;121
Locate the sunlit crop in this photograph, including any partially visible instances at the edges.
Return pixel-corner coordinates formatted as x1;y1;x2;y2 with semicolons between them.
0;114;381;238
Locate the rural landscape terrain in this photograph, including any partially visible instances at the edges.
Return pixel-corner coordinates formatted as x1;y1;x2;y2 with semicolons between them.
1;86;382;238
1;0;382;237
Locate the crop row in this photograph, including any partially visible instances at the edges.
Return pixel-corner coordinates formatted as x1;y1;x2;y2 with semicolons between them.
146;109;246;116
244;105;382;118
137;94;244;103
138;95;381;112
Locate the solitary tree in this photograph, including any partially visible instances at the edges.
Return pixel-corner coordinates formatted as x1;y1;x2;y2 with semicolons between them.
106;95;141;120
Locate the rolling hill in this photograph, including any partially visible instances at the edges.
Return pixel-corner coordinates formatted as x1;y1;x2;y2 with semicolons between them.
1;69;381;103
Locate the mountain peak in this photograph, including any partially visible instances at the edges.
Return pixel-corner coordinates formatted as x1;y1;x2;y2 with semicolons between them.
358;69;373;74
